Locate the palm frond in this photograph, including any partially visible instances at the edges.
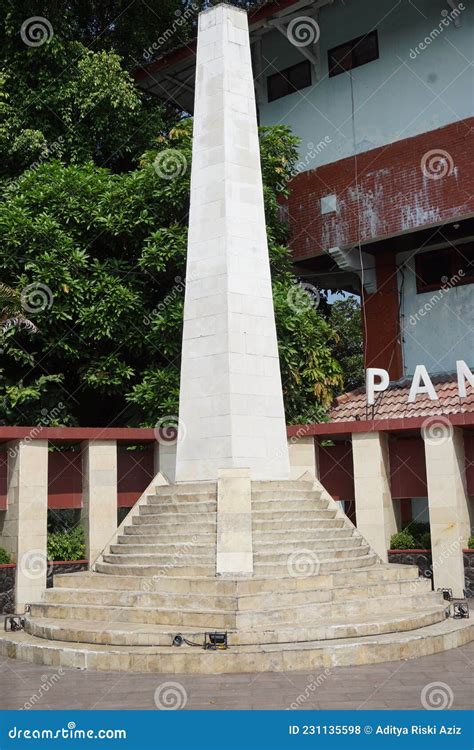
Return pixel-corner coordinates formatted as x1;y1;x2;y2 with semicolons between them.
0;316;38;335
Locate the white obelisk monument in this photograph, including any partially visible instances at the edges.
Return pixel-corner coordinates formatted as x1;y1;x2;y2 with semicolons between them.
175;3;290;482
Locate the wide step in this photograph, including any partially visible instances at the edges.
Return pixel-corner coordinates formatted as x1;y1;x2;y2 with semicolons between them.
3;617;471;673
24;605;449;647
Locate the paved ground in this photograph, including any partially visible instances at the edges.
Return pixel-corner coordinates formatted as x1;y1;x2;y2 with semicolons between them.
0;644;472;710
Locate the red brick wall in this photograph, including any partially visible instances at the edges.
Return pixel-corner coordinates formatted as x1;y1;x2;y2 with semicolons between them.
287;118;474;261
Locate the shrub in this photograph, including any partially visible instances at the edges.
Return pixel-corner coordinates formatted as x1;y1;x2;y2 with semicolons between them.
0;547;11;564
420;532;431;550
390;531;417;550
47;526;86;562
468;536;474;550
405;522;430;546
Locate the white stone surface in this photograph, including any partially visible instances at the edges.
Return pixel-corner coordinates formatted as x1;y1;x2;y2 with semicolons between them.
176;4;290;482
1;440;48;611
288;435;318;479
216;468;253;575
81;440;117;566
352;432;399;562
423;426;470;598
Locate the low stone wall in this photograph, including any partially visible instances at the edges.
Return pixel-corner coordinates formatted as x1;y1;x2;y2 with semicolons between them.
0;560;89;614
388;549;474;597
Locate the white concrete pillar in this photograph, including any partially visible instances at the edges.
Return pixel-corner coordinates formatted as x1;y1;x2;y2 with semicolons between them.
175;4;290;482
155;441;176;483
81;440;117;566
352;432;398;562
287;435;317;479
423;426;470;597
216;468;253;575
0;440;48;611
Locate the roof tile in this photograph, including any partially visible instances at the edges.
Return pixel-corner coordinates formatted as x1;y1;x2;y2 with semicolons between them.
330;374;474;422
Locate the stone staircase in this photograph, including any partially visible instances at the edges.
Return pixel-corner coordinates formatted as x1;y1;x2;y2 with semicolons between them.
1;478;472;672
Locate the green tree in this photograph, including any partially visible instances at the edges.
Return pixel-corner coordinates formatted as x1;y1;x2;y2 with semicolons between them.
0;121;342;426
328;297;364;393
0;2;345;427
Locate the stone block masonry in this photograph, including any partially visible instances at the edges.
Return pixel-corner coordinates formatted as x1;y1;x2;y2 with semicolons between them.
175;4;290;482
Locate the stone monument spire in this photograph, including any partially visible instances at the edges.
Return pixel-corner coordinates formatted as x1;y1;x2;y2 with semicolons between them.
175;3;290;482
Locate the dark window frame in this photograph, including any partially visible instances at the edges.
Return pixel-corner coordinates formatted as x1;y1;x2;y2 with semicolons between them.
328;30;379;78
415;242;474;294
267;60;312;103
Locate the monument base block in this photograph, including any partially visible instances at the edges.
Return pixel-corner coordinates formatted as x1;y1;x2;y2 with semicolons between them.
2;477;471;673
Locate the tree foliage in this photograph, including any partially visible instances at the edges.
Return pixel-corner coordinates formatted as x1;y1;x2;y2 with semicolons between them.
328;297;364;393
0;0;350;427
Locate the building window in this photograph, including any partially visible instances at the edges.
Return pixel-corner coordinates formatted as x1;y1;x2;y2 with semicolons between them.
415;242;474;293
328;30;379;77
267;60;311;102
